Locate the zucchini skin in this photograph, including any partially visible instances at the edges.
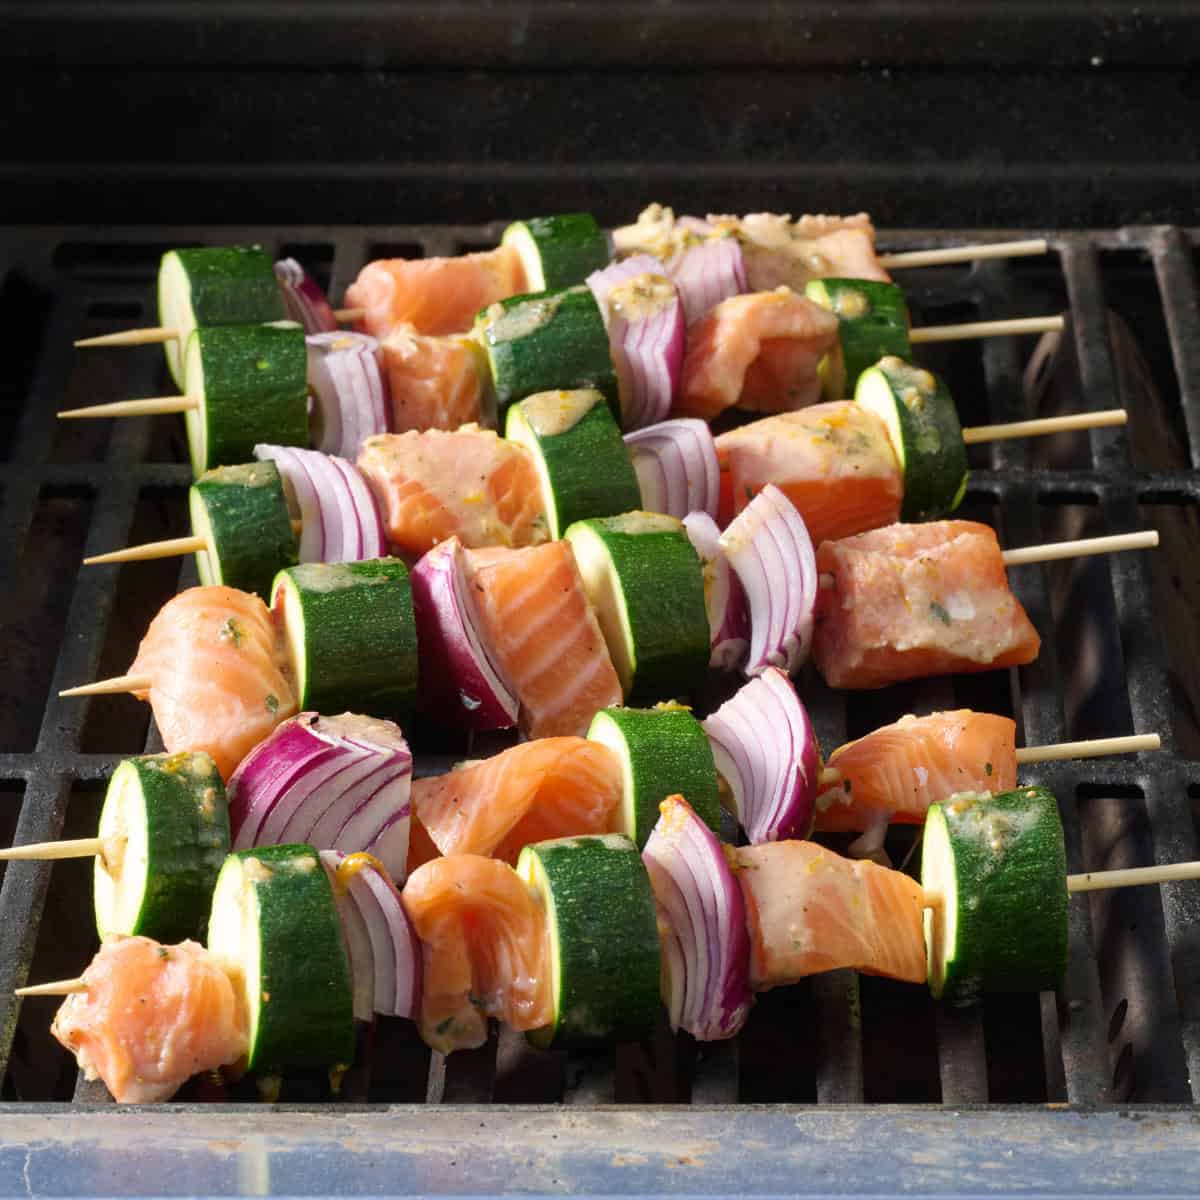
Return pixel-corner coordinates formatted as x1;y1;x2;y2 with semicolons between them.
190;461;298;600
187;324;309;475
856;357;968;522
807;278;911;399
587;706;722;847
477;287;619;418
214;844;355;1072
924;786;1069;1006
520;834;661;1047
96;752;230;944
171;247;286;328
273;558;418;720
567;515;710;704
503;214;609;291
505;391;641;538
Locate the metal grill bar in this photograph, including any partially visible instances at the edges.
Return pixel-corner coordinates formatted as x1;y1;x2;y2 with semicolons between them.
0;225;1196;1119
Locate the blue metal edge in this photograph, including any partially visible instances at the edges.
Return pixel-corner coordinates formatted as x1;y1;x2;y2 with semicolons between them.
0;1104;1197;1198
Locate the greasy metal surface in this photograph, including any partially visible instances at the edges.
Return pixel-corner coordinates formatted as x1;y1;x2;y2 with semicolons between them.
2;1105;1200;1197
1;224;1199;1188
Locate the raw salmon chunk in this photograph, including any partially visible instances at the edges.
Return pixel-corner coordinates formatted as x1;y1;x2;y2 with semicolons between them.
715;402;903;546
381;326;495;433
413;738;623;865
464;542;623;738
730;841;926;987
813;521;1042;689
357;428;548;557
401;855;553;1053
51;936;247;1103
129;586;296;779
815;710;1018;833
677;289;840;419
345;245;527;339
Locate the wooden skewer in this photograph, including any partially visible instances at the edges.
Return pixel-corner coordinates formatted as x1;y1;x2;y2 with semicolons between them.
1066;862;1200;893
910;315;1064;344
74;327;180;348
84;519;303;565
59;674;151;698
877;239;1049;271
1000;529;1158;567
15;978;87;998
58;396;197;420
962;409;1126;444
334;307;365;322
0;838;106;862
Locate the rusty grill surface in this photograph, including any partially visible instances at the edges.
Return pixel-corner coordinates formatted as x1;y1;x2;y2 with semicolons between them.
0;223;1199;1190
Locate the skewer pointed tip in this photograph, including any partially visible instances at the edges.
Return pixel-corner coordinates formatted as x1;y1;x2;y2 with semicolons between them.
58;396;196;420
15;978;87;998
73;327;178;348
59;674;150;698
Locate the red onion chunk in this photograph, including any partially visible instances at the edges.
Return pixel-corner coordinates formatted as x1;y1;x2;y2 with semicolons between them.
306;332;390;460
410;537;519;731
624;419;719;520
320;850;422;1022
667;238;748;326
683;511;749;671
228;712;413;882
588;255;684;430
702;668;819;843
719;483;817;675
643;795;751;1040
254;444;387;564
274;258;339;335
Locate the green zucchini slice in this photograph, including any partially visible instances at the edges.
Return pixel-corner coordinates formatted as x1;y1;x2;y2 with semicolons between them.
157;247;286;390
806;277;913;400
922;786;1069;1007
855;356;969;521
272;558;418;721
504;389;641;538
501;214;609;292
93;752;230;944
207;844;355;1073
189;461;299;600
181;322;309;477
587;705;721;847
564;512;710;703
518;834;661;1047
474;286;618;417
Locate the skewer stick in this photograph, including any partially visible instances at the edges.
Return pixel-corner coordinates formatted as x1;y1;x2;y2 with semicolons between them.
15;979;87;998
910;315;1064;344
333;307;365;323
1068;862;1200;892
58;396;196;420
1000;530;1158;567
877;239;1049;270
74;327;180;349
59;674;151;698
85;519;303;566
0;838;105;862
962;409;1126;444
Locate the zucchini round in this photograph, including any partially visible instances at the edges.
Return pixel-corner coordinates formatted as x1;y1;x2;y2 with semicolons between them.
475;286;618;417
587;705;721;847
157;247;286;390
922;786;1069;1006
517;834;661;1047
93;752;230;944
272;558;419;721
564;512;710;702
207;844;355;1072
805;278;912;400
181;322;309;477
855;356;968;521
504;389;641;538
501;214;609;292
189;460;299;600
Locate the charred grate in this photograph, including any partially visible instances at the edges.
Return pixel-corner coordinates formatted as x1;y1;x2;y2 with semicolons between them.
1;224;1199;1115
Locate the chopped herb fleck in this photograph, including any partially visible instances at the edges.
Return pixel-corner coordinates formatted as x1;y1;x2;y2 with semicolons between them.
984;761;993;776
219;617;245;647
930;601;952;626
843;778;852;794
265;693;279;715
435;1016;455;1035
157;947;170;960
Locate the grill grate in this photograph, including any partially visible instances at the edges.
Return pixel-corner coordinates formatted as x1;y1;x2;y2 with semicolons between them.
1;224;1199;1119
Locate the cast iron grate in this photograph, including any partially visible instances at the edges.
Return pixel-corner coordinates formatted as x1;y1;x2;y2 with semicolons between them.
0;224;1198;1111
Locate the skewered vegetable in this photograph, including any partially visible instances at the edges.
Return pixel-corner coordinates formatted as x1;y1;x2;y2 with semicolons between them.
501;214;609;293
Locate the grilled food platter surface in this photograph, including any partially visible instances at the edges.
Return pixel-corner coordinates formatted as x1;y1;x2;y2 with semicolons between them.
0;218;1198;1190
